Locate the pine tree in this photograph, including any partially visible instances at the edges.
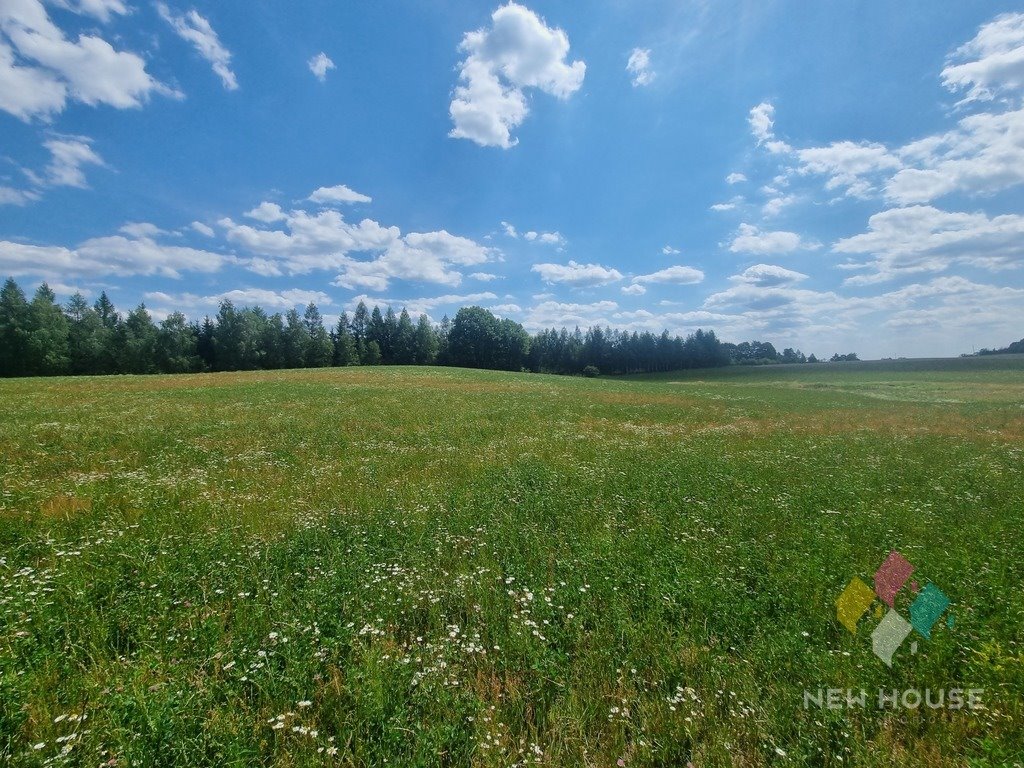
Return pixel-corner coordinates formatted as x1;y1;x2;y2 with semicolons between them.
0;277;31;377
27;283;70;375
333;313;358;366
65;292;105;375
156;312;200;373
303;303;334;367
120;304;159;374
283;308;308;368
394;308;416;364
413;314;439;364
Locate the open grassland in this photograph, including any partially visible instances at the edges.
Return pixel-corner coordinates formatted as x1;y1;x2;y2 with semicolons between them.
1;361;1022;767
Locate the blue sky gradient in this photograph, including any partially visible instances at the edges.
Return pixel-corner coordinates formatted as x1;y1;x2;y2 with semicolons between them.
2;0;1023;358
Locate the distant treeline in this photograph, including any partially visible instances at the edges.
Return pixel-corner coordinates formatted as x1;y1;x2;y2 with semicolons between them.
0;277;826;378
975;338;1024;356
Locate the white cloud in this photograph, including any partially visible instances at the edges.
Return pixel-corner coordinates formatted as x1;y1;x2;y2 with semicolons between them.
710;201;736;212
523;229;565;247
157;3;238;91
119;222;166;238
632;265;705;286
726;172;747;184
308;184;372;204
470;272;501;281
308;52;335;82
488;303;521;314
621;283;646;296
729;223;813;255
146;288;332;314
501;221;518;238
0;185;40;205
191;221;215;237
730;263;808;287
761;194;797;217
346;291;499;317
48;1;128;22
626;47;654;87
833;205;1024;284
941;12;1024;104
794;141;902;199
662;245;680;255
36;135;103;188
0;0;172;121
531;260;623;287
244;202;287;223
449;2;585;148
521;299;618;330
748;102;789;153
0;231;228;280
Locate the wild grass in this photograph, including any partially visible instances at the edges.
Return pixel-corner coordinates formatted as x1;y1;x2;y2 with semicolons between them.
0;362;1021;766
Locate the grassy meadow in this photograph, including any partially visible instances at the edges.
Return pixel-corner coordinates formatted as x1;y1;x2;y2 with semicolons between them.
0;361;1022;766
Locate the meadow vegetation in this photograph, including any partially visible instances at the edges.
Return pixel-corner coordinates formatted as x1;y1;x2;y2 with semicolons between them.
0;360;1021;766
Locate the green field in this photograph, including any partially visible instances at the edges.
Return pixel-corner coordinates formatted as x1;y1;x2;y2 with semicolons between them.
1;362;1022;767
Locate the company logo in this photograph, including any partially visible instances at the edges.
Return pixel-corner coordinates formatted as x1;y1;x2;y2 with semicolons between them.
835;550;953;667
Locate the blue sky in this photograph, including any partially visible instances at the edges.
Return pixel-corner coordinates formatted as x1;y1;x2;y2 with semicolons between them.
2;0;1023;359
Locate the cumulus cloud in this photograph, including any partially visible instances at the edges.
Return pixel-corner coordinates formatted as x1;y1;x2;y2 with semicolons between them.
621;284;646;296
726;172;747;184
0;230;229;280
0;0;172;121
346;291;499;317
470;272;501;281
449;2;585;148
749;15;1024;206
632;265;705;286
662;245;680;255
521;299;618;330
308;184;372;204
833;205;1024;284
308;52;335;82
730;263;809;287
191;221;215;237
941;12;1024;104
729;223;814;255
523;229;565;247
531;260;623;287
146;288;333;314
626;47;654;87
37;135;103;187
157;3;238;90
244;202;287;223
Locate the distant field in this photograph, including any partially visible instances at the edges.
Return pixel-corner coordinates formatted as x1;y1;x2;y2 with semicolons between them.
1;364;1021;766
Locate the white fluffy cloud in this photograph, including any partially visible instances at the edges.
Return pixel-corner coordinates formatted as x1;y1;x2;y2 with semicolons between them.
662;245;680;255
531;260;623;287
308;52;335;82
0;0;172;121
750;15;1024;206
157;3;238;91
521;299;618;330
730;263;808;287
626;47;654;87
449;2;585;148
37;135;103;187
632;265;705;286
523;229;565;247
726;172;747;184
729;223;813;255
834;205;1024;284
308;184;372;204
0;230;229;280
941;12;1024;104
146;288;332;314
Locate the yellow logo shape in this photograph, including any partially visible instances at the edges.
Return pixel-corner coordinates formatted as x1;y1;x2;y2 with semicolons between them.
836;577;875;634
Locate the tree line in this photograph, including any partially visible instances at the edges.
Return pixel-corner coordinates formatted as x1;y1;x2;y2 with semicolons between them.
0;277;828;378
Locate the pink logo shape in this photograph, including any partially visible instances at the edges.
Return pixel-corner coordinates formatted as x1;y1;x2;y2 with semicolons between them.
874;550;914;607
